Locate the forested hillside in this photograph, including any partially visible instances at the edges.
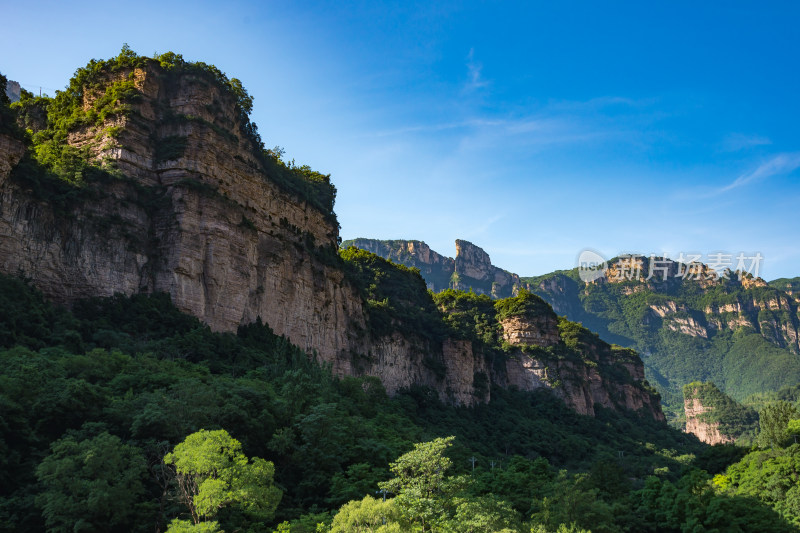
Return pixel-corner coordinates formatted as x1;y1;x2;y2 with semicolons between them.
1;273;799;532
524;259;800;422
3;50;800;532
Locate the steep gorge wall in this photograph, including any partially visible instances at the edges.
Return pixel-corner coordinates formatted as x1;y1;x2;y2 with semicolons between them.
498;310;663;419
0;60;662;419
0;65;362;367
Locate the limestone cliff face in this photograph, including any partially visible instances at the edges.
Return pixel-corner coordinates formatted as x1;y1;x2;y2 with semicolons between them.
453;239;522;298
342;238;522;298
0;64;358;367
682;382;758;444
0;59;663;420
500;315;560;347
683;397;734;445
498;310;663;419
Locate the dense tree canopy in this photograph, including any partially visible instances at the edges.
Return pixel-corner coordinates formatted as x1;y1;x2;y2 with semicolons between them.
0;272;796;532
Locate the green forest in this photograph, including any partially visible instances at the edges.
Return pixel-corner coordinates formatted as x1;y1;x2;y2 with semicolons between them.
3;49;800;532
1;272;800;532
524;264;800;423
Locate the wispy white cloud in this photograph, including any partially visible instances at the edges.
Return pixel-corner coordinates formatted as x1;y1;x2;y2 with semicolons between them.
719;152;800;193
466;213;504;238
464;48;489;92
719;133;772;152
370;118;505;137
544;95;659;112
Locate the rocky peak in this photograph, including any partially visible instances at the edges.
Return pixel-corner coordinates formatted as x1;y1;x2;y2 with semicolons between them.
682;382;757;445
344;238;523;298
684;396;734;445
454;239;492;280
454;239;522;298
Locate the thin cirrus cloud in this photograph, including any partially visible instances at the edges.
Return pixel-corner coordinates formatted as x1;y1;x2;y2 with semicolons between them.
718;133;773;152
718;152;800;194
464;48;489;92
369;110;634;153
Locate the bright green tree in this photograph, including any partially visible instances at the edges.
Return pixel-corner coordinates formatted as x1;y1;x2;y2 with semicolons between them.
446;494;519;532
329;495;404;532
758;401;799;449
787;419;800;443
165;519;223;533
164;429;282;526
378;436;468;531
35;431;147;532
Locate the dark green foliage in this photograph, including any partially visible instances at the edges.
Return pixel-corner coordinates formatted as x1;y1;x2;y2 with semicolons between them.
758;401;800;449
0;72;24;137
398;384;699;476
0;272;727;530
1;275;797;531
0;275;83;351
340;246;447;340
494;288;554;322
629;470;794;532
745;383;800;413
770;277;800;295
433;289;499;349
36;431;148;532
682;381;759;442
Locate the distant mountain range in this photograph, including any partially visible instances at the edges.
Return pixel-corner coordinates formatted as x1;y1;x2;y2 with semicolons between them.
346;239;800;422
341;238;523;298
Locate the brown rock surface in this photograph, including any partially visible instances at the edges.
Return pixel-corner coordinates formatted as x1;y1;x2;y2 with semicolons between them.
0;61;663;420
684;397;735;445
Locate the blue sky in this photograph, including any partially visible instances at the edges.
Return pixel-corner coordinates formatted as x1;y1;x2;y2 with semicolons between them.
2;1;799;279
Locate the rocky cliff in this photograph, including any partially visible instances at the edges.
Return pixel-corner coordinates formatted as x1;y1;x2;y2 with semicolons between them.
525;256;800;422
1;59;358;368
683;397;734;445
497;298;664;419
341;237;523;298
682;382;757;444
343;238;455;292
0;51;662;420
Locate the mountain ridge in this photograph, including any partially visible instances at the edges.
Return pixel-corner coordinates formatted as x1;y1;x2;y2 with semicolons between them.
0;51;660;419
342;239;800;423
341;237;524;298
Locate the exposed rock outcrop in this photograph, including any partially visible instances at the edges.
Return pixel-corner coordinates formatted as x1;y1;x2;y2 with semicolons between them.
684;397;734;445
682;382;758;444
345;238;455;292
498;309;663;419
500;315;560;347
342;237;523;298
0;57;663;419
